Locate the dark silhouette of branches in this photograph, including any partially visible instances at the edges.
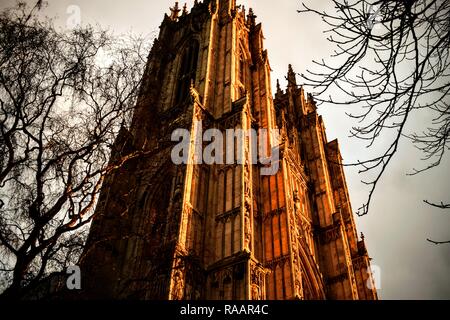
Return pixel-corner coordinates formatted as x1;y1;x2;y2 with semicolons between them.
423;199;450;245
0;2;150;299
423;200;450;209
299;0;450;218
427;238;450;245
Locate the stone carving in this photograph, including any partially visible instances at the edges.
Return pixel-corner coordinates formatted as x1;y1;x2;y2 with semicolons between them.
294;280;303;299
251;284;260;300
293;190;301;214
78;1;377;301
250;262;265;300
243;205;251;251
190;82;201;105
171;269;185;300
193;104;203;122
243;127;252;251
287;188;305;299
243;161;251;197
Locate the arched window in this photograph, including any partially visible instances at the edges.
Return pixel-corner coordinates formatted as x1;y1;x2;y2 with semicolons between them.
175;41;200;105
237;49;247;99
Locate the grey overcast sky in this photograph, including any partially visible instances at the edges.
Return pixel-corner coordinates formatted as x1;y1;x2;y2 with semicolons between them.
2;0;449;299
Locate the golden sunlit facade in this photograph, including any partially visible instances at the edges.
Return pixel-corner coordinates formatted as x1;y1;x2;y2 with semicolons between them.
79;0;378;300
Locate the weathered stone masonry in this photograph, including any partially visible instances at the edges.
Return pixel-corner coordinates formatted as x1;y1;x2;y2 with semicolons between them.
79;0;378;300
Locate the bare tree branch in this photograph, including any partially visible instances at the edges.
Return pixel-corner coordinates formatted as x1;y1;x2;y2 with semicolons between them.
299;0;450;218
0;2;152;298
427;238;450;245
423;200;450;209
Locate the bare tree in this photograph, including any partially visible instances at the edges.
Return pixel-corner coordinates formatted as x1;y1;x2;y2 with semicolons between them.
298;0;450;237
0;2;150;298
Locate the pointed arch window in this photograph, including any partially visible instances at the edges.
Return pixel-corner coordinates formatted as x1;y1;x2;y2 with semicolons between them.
175;40;199;105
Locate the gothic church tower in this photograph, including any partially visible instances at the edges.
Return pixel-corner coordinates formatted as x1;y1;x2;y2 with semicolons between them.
79;0;378;300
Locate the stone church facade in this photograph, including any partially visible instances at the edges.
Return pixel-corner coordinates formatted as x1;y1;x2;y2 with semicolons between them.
79;0;378;300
